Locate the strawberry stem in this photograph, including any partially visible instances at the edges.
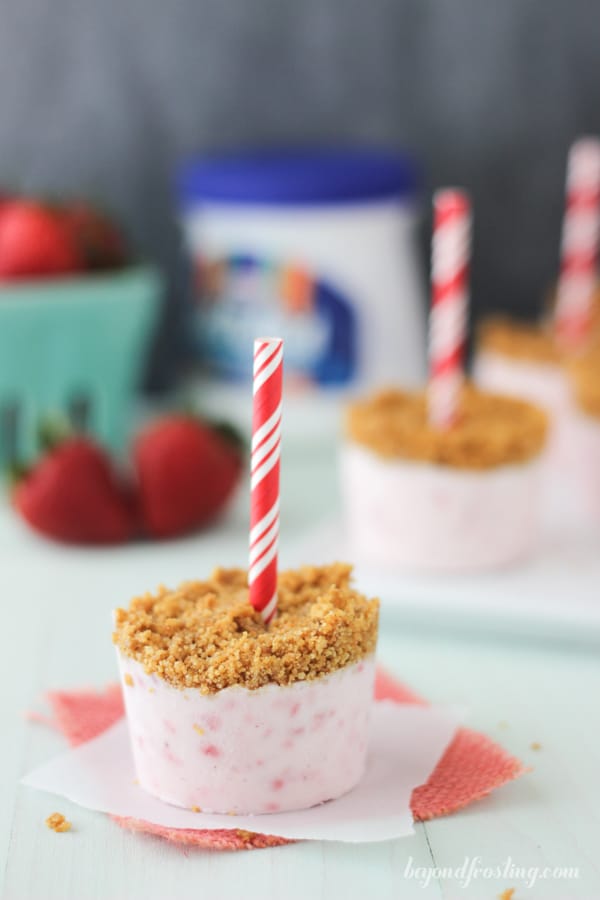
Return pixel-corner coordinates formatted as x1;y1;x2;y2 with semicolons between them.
6;461;29;488
209;420;247;455
37;415;73;453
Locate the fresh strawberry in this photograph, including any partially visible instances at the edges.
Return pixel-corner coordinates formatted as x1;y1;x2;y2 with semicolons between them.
0;200;84;279
63;200;129;271
13;437;136;544
133;416;243;538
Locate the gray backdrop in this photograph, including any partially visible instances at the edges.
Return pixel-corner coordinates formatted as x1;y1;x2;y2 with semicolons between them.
1;0;599;386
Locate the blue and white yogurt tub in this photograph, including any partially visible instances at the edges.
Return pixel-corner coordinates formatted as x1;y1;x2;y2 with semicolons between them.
176;148;426;444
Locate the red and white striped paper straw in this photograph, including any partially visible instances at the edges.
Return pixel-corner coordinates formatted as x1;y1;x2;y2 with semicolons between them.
428;189;471;429
249;337;283;623
555;137;600;350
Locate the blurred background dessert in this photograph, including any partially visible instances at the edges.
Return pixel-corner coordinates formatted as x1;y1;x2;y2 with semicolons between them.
565;344;600;519
473;316;568;457
341;386;548;571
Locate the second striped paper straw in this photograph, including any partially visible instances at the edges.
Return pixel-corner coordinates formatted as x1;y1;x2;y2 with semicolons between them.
249;337;283;623
428;189;471;429
555;137;600;350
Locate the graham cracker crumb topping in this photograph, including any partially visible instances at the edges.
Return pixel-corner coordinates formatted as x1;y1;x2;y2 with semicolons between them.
478;316;562;364
346;384;548;469
568;345;600;419
113;564;379;693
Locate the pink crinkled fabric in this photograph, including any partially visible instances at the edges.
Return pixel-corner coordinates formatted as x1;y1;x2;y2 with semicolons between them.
34;669;524;851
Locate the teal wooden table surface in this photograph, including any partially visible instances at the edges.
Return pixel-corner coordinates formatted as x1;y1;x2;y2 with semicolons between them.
1;450;599;900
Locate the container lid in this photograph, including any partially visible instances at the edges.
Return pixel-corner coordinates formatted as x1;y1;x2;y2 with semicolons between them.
176;148;418;207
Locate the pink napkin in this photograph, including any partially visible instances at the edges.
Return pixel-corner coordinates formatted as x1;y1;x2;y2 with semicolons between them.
32;669;524;851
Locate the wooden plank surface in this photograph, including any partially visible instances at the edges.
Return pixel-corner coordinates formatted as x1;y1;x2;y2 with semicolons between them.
1;452;599;899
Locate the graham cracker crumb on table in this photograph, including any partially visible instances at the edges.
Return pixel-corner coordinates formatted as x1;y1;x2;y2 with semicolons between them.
346;384;548;469
113;564;379;693
123;673;134;687
498;888;516;900
530;742;542;751
478;316;563;364
191;806;201;813
45;812;71;833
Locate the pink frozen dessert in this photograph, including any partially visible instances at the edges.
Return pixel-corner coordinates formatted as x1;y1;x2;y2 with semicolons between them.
341;385;549;572
565;345;600;520
113;564;379;815
473;317;569;459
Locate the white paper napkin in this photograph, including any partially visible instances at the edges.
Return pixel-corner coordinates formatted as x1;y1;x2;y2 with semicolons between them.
22;701;462;843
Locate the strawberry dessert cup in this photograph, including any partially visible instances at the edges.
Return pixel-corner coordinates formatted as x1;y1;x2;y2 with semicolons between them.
473;317;569;459
565;346;600;520
113;564;379;815
341;385;548;571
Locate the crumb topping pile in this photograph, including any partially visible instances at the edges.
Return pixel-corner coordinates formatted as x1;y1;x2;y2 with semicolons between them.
477;317;562;364
568;346;600;419
346;385;548;469
45;813;71;833
113;564;379;693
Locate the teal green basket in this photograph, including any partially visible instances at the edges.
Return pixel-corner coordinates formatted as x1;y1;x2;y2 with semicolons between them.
0;265;162;463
